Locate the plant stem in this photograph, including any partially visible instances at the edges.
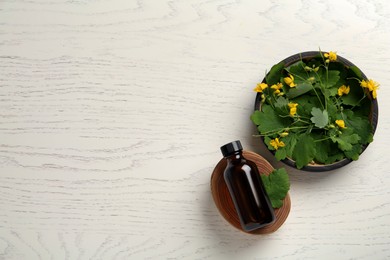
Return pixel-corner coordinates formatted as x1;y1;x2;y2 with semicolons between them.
314;136;332;142
325;65;329;110
350;95;367;110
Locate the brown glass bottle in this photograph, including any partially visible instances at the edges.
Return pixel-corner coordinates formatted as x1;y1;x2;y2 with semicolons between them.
220;141;275;232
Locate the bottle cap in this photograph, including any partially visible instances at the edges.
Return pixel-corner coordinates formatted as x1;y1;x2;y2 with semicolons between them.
220;140;243;157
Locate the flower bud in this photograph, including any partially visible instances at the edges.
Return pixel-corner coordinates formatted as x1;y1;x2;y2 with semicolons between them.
280;132;289;137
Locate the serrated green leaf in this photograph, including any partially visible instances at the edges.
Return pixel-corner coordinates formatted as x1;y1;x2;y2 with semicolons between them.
271;135;296;158
326;102;338;121
250;104;290;134
310;107;329;128
274;96;289;108
313;139;330;164
266;62;285;85
273;96;289;116
275;149;287;160
250;110;262;125
294;95;320;118
331;130;361;151
271;135;296;161
292;135;316;169
260;168;290;208
344;144;362;160
324;87;338;97
315;69;340;88
284;135;297;158
344;110;373;144
324;152;345;164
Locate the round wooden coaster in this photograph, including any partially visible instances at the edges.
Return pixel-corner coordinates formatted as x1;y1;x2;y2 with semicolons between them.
210;150;291;234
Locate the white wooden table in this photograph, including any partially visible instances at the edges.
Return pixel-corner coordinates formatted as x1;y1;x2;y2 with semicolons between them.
1;0;390;259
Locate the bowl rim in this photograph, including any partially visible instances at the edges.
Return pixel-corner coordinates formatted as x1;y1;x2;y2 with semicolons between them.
254;51;379;172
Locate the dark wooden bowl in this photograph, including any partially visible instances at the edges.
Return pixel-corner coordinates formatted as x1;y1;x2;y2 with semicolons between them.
254;51;379;172
211;151;291;234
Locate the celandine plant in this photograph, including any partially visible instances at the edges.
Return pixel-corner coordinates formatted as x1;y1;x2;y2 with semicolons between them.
251;51;379;169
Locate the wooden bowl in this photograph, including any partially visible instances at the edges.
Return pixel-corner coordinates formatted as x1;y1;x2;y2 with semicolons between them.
254;51;379;172
210;151;291;234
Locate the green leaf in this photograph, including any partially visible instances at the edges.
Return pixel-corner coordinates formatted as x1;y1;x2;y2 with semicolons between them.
310;107;329;128
266;62;285;85
286;83;314;99
367;133;373;143
331;130;361;151
287;61;308;82
275;149;287;160
312;135;344;164
315;69;340;88
285;61;317;99
326;102;338;121
274;96;289;108
344;144;362;160
271;135;296;161
340;81;365;106
260;168;290;208
292;135;316;169
250;104;290;134
353;97;372;117
313;139;330;164
294;95;320;118
250;110;262;125
349;65;363;79
324;87;338;97
344;110;373;144
283;134;298;158
273;96;289;116
325;70;340;88
324;152;345;164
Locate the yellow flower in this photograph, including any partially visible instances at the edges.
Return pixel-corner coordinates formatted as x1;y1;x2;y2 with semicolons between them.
253;83;268;93
337;85;350;96
288;102;298;116
284;74;297;88
270;138;285;150
361;79;379;99
324;51;337;62
335;119;346;129
271;82;283;95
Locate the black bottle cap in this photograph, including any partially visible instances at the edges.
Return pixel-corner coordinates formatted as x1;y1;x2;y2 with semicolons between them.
220;140;243;157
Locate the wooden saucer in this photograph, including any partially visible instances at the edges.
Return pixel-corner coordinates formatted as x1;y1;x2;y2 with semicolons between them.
211;150;291;234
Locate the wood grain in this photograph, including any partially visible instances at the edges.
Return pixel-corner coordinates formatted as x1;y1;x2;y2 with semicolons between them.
0;0;390;259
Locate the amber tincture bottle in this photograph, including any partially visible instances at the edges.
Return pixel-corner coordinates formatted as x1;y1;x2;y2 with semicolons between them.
220;140;275;232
